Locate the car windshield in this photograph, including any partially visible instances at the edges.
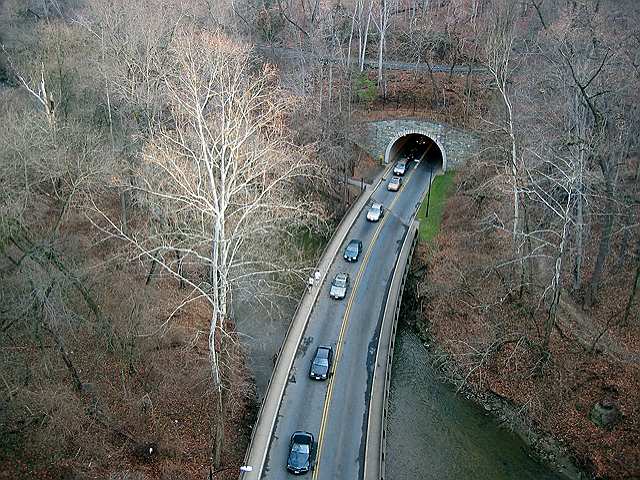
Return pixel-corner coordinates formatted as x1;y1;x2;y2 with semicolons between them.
397;162;405;167
371;205;381;213
391;178;400;184
346;243;359;254
289;442;310;467
333;276;347;288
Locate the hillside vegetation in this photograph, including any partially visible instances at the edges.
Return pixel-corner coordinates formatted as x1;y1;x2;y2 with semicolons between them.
1;0;638;479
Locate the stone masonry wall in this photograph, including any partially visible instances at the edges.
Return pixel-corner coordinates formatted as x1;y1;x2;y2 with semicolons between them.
355;119;479;171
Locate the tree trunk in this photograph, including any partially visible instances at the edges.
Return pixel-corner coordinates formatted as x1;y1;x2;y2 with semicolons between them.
424;57;440;106
36;282;83;392
212;387;224;468
543;201;571;356
623;260;640;325
120;188;129;235
520;200;533;298
51;328;83;393
145;253;159;285
347;1;357;69
500;83;523;287
360;1;372;72
573;178;584;290
585;188;614;307
175;250;185;289
377;31;384;88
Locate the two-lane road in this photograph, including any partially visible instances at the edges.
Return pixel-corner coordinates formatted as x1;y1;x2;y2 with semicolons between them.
261;149;436;480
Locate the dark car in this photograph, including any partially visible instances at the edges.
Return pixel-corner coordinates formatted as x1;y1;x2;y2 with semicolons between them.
343;239;363;262
329;273;349;300
287;431;314;474
309;345;333;380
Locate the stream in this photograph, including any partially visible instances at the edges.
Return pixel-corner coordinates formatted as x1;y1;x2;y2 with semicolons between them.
386;324;573;480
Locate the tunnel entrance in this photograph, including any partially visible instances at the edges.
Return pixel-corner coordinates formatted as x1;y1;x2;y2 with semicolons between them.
384;133;445;173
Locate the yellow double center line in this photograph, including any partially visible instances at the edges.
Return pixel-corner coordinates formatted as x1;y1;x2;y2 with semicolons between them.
312;164;418;479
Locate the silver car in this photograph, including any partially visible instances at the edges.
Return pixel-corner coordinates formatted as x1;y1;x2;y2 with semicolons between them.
366;202;384;222
329;273;349;300
388;176;401;192
393;161;407;176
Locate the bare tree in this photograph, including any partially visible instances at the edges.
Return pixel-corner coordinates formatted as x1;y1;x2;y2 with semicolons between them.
92;28;320;467
483;0;526;289
372;0;394;90
356;0;374;72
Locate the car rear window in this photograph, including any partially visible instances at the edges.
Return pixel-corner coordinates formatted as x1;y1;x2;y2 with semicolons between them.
317;348;330;358
293;443;310;454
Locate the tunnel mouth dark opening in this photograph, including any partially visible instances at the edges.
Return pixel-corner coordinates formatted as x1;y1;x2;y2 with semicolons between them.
386;133;444;173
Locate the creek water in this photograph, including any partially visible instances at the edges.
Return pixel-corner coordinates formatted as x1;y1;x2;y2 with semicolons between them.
386;324;571;480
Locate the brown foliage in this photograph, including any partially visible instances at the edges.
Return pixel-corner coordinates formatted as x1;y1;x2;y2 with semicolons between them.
417;165;640;479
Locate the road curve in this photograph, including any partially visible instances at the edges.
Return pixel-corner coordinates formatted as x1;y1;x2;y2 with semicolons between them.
255;147;436;480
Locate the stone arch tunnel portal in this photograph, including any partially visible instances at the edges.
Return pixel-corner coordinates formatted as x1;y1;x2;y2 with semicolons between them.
384;132;445;174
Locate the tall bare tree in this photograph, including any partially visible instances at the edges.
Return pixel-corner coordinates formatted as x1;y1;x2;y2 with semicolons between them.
93;28;319;467
484;0;526;289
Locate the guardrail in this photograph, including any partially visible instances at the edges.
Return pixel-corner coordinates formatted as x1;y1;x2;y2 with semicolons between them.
240;166;392;479
363;220;419;480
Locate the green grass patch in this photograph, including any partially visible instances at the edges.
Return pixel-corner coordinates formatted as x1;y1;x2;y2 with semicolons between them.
294;227;330;260
416;170;455;243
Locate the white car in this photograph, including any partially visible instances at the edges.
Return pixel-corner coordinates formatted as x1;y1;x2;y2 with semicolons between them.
366;203;384;222
329;273;349;300
388;176;401;192
393;161;407;176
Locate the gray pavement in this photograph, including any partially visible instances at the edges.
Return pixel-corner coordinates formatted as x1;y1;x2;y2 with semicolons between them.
258;149;435;480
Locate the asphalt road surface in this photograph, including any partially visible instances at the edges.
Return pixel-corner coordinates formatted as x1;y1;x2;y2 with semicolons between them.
255;45;487;75
261;145;438;479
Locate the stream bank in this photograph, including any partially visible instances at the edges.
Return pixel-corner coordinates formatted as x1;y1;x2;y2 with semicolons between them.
387;268;588;480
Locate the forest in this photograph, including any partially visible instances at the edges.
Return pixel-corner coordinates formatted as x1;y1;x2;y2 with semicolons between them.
0;0;638;479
